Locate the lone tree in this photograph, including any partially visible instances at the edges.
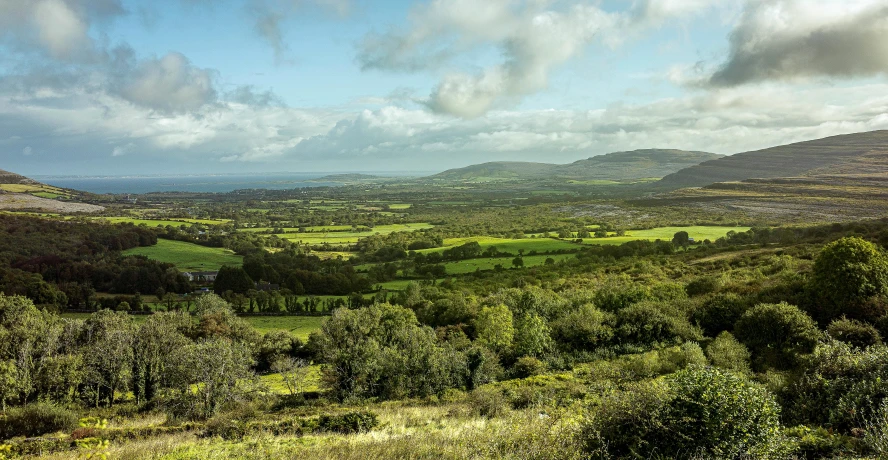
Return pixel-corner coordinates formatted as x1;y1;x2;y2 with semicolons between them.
672;231;690;250
512;256;524;268
811;237;888;322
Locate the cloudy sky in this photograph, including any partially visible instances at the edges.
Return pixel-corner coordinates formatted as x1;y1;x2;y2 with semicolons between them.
2;0;888;176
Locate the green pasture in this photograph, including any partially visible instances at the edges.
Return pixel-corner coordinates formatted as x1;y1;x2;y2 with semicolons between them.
281;223;433;245
243;315;326;340
419;237;581;255
61;313;325;342
374;280;416;291
442;253;575;274
581;226;751;246
122;238;243;271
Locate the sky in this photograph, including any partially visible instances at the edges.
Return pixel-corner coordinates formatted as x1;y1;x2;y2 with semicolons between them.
2;0;888;176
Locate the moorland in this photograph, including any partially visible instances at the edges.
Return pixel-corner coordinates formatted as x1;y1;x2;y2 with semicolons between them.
2;131;888;458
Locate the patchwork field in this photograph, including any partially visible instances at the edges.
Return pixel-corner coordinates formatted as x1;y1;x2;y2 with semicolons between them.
418;236;582;255
122;238;243;271
93;217;230;227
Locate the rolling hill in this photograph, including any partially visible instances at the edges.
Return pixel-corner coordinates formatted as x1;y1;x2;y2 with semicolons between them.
642;130;888;223
0;168;103;213
656;130;888;189
427;150;721;182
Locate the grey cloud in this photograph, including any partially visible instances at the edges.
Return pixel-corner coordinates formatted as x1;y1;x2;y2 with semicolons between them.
112;52;218;113
0;0;125;61
226;85;286;107
710;0;888;86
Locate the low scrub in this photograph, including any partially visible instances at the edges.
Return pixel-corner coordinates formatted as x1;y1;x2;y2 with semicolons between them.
0;403;78;440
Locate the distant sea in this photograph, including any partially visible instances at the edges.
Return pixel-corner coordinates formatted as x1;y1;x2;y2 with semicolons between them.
32;172;421;195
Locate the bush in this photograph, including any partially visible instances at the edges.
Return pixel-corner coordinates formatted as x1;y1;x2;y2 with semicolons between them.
318;411;379;434
827;317;882;348
616;301;701;347
470;387;509;418
810;237;888;322
787;342;888;431
734;302;821;370
706;332;751;374
692;292;748;336
0;403;78;439
512;356;547;379
584;366;788;459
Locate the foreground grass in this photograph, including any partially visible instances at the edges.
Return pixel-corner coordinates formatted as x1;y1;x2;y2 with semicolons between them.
122;239;244;271
58;404;580;460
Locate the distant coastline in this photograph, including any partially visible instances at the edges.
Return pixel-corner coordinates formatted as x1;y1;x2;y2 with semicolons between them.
32;171;430;194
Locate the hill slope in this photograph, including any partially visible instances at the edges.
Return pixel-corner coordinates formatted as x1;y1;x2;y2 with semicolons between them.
0;168;103;213
657;130;888;189
0;168;39;185
428;150;720;182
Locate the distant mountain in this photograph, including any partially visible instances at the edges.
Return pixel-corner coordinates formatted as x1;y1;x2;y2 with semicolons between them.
428;150;721;182
552;150;721;180
657;130;888;189
428;162;556;181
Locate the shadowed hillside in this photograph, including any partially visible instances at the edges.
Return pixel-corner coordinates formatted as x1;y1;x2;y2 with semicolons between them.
0;168;38;185
657;130;888;189
428;150;720;182
639;131;888;223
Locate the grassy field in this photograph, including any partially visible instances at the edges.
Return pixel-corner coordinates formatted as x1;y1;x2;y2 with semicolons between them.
442;253;575;274
374;280;417;291
0;183;72;198
280;223;433;245
581;226;751;246
260;364;323;393
122;239;243;271
61;313;325;341
244;316;326;339
418;237;581;255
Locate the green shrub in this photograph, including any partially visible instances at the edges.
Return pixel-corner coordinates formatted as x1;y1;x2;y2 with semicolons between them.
692;292;748;336
512;356;547;379
706;331;751;374
585;366;788;459
827;317;882;348
470;387;509;418
0;403;78;439
685;276;721;297
318;411;379;434
735;302;821;370
810;237;888;321
784;425;857;459
787;342;888;431
615;301;701;347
